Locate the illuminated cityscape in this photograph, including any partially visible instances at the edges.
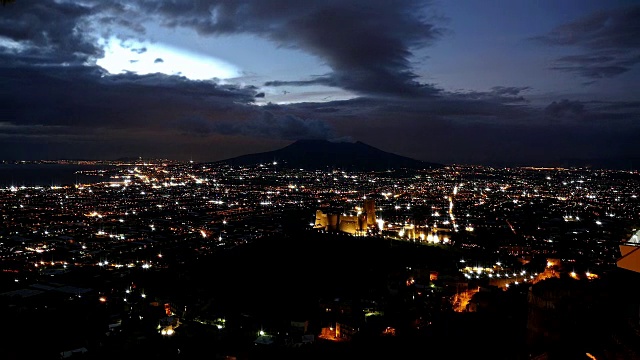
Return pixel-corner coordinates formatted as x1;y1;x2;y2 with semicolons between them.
1;159;639;359
2;1;640;359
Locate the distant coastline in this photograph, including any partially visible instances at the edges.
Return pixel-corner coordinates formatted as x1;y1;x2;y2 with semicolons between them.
0;163;116;187
0;159;163;165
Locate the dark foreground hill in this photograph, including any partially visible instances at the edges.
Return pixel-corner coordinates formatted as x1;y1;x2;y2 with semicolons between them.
213;139;442;171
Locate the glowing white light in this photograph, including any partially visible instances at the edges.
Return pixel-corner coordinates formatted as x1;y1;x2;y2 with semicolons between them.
0;37;24;51
97;37;240;80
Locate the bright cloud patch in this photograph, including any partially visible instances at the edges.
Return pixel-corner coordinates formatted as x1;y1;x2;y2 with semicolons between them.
255;85;359;106
0;36;24;51
97;37;240;80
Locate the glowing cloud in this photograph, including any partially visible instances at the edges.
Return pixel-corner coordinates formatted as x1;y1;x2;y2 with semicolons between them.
97;37;240;80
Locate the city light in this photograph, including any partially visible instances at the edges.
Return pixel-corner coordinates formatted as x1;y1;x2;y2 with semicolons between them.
1;158;636;356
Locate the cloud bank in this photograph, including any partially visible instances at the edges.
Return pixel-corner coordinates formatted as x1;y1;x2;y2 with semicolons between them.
0;1;638;167
534;5;640;79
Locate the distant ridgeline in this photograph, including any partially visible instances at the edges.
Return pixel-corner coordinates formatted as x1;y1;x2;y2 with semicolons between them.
213;139;442;171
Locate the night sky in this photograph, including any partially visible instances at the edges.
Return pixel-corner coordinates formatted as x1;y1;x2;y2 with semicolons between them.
1;0;639;167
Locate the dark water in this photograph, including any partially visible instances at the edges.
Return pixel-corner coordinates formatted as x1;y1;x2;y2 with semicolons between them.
0;164;114;187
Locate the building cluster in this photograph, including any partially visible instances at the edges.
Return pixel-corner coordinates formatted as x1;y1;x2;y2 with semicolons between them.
1;161;638;284
314;199;378;235
1;160;639;358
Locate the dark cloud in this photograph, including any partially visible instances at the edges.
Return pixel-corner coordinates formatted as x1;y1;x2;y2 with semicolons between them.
273;97;639;167
264;76;339;88
448;86;530;104
0;0;101;65
490;86;531;97
0;1;638;166
130;47;147;54
154;58;164;63
133;0;445;97
545;99;585;120
540;99;640;126
1;57;638;164
549;51;637;79
534;6;640;49
534;5;640;79
278;93;640;132
177;112;335;141
590;100;640;112
0;63;260;130
413;106;633;165
270;90;534;124
0;123;80;137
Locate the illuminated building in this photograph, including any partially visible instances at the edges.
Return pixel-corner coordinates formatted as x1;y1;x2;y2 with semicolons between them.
614;229;640;356
314;200;377;235
364;199;377;227
618;229;640;273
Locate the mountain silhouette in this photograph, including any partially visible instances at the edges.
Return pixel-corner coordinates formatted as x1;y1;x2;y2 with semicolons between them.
213;139;442;171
